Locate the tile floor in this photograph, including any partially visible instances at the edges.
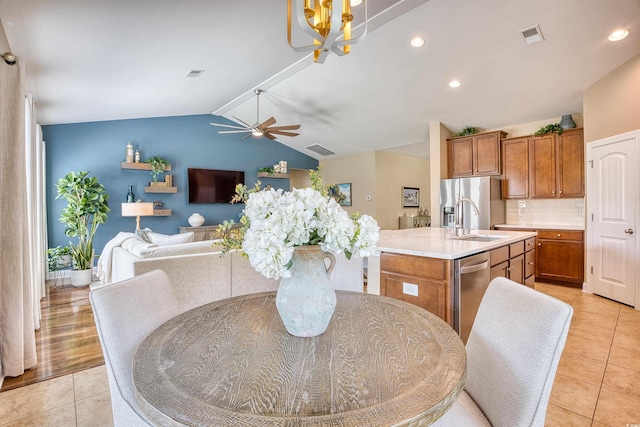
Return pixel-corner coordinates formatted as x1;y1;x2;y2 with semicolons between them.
0;283;639;426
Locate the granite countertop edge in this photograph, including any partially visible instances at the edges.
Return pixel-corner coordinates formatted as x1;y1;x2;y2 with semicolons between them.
495;224;585;231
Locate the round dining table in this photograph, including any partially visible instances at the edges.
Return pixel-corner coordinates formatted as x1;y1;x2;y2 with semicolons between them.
133;291;466;426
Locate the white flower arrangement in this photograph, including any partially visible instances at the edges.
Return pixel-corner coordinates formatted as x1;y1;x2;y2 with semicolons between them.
241;187;380;279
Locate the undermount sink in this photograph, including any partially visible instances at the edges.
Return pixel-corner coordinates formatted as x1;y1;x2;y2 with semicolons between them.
449;234;507;242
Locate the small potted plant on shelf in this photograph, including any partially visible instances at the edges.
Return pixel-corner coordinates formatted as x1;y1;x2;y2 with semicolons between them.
56;171;110;287
451;126;479;138
145;156;170;186
533;123;563;136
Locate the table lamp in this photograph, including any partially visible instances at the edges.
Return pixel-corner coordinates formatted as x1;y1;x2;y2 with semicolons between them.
122;201;154;230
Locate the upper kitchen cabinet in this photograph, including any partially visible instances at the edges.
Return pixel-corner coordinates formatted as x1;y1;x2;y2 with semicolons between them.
530;128;584;198
501;136;530;199
447;131;507;178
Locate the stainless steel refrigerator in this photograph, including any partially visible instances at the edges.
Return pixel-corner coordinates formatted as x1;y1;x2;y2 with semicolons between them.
440;177;505;230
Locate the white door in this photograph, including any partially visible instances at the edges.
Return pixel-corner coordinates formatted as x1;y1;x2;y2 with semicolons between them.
587;132;638;306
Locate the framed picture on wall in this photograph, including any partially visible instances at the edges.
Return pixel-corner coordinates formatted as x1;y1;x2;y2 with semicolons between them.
329;183;352;206
402;187;420;208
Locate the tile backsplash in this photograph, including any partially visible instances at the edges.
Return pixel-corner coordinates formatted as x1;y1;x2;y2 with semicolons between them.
505;198;585;228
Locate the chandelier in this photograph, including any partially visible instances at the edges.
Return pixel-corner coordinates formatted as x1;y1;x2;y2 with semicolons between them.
287;0;367;63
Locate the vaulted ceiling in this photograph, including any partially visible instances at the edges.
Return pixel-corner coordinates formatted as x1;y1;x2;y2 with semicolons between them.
1;0;639;159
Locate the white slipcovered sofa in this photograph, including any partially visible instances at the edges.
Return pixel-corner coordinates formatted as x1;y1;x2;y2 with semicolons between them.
99;232;364;313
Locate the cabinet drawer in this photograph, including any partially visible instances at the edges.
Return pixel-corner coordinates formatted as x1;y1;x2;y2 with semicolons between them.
525;274;535;288
381;253;448;281
525;249;535;278
510;240;525;257
525;237;536;251
490;246;509;267
537;230;583;241
380;274;450;325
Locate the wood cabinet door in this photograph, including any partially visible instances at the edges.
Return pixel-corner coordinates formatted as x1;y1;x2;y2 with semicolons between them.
536;240;584;283
474;133;501;175
525;249;535;278
501;137;530;199
507;254;525;284
530;134;557;198
449;137;474;177
557;129;584;197
380;273;451;326
490;261;508;281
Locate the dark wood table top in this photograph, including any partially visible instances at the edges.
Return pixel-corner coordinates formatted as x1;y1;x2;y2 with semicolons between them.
133;291;466;426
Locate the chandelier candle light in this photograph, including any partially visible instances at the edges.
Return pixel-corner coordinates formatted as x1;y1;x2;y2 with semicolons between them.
288;0;367;63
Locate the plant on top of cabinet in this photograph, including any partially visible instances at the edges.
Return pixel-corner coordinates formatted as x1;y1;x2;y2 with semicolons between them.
451;126;479;138
533;123;563;136
145;156;170;182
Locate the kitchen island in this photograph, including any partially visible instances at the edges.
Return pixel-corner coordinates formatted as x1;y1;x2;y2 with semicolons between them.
371;227;537;342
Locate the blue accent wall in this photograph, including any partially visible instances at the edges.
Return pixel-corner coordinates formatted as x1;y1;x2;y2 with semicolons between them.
44;114;318;259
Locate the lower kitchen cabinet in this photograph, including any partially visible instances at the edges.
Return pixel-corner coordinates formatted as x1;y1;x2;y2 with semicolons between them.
488;238;533;286
536;230;584;284
380;253;453;327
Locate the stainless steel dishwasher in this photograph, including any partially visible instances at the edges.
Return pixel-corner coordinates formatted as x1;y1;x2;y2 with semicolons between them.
454;251;491;343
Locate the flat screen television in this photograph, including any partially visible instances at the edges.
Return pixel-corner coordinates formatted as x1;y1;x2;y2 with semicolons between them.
188;168;245;204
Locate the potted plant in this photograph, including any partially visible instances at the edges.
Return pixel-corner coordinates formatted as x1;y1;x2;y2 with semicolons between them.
56;171;110;287
47;245;72;271
145;156;170;185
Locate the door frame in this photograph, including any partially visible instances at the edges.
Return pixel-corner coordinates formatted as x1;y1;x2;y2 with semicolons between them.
585;129;640;309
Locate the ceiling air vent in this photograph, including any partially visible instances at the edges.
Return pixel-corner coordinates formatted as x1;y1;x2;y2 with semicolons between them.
305;144;336;156
519;25;544;45
184;69;205;77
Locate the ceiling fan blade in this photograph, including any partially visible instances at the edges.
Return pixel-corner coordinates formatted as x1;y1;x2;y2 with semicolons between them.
232;116;255;129
266;124;301;131
210;123;249;130
263;132;278;140
218;129;253;134
267;130;299;137
258;117;277;129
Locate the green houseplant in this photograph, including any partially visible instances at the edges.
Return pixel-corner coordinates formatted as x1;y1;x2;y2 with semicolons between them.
533;123;563;136
145;156;170;182
56;171;110;286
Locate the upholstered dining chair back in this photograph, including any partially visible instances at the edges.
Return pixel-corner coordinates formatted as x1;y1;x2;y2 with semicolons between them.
90;270;180;426
434;277;573;427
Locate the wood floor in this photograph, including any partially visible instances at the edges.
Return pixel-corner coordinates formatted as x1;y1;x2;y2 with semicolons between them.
0;282;104;392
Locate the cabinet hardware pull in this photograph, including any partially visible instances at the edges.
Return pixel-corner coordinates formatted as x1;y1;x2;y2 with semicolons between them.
625;229;634;234
538;243;541;246
528;262;534;265
559;190;563;194
557;234;561;237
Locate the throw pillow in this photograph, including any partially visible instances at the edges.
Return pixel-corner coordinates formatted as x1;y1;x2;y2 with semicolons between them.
136;227;152;243
147;231;195;246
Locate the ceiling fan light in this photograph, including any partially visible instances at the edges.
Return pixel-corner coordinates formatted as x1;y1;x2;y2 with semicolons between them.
449;80;462;88
410;37;425;48
252;130;264;136
608;29;629;41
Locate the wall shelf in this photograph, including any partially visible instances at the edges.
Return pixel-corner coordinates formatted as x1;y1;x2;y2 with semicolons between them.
257;172;290;179
153;209;172;216
145;186;178;193
121;162;171;171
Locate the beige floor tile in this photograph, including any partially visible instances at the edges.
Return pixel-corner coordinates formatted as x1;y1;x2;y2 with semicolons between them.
563;333;612;363
619;305;640;320
548;373;600;419
0;402;76;427
74;365;109;401
614;319;640;338
567;319;614;346
556;352;606;386
571;310;619;332
601;364;640;400
593;388;640;426
544;403;592;426
571;294;621;318
0;375;74;424
612;330;640;350
538;286;581;305
590;421;611;427
76;390;113;427
608;344;640;372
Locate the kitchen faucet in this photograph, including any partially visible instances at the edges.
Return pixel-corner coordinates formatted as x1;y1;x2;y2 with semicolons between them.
453;197;481;237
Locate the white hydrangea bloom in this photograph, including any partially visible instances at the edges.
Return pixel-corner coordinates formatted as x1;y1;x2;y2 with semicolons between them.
241;186;380;279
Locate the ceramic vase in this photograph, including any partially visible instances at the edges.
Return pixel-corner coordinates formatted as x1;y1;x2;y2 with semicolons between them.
188;213;205;227
275;245;337;337
560;114;576;130
70;268;92;287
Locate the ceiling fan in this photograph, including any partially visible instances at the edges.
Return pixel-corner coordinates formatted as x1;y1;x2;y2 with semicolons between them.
210;89;300;140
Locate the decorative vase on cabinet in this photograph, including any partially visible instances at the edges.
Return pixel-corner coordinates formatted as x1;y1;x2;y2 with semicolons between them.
275;245;337;337
560;114;576;130
188;213;205;227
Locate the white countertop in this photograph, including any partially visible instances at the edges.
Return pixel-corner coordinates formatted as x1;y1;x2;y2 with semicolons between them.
495;224;585;231
376;227;537;260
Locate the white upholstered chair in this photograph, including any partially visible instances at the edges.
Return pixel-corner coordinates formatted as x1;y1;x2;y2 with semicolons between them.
434;277;573;427
90;270;180;426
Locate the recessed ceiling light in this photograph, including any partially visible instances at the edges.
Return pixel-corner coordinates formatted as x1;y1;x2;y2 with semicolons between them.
410;37;425;48
351;0;363;6
449;80;461;88
608;29;629;41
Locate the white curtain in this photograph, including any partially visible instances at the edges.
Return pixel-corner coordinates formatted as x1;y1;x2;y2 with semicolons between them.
25;94;47;328
0;57;37;386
